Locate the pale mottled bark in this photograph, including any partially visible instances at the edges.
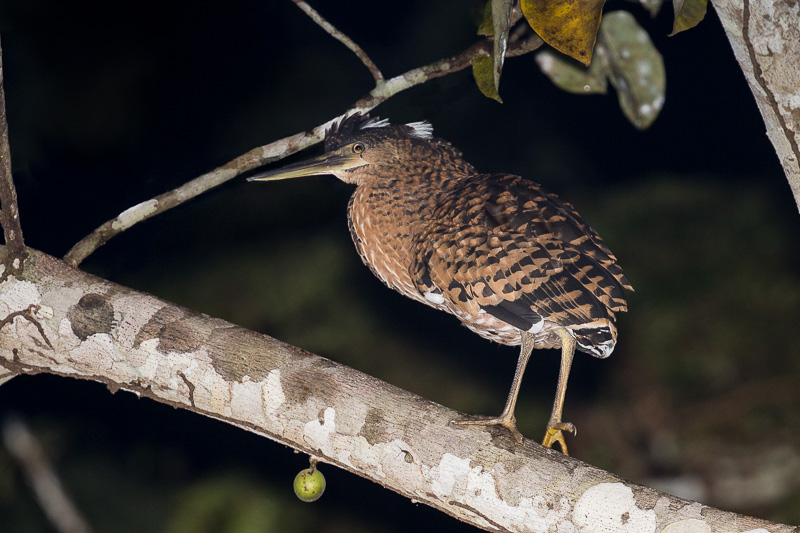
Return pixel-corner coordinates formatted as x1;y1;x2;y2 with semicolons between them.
712;0;800;212
0;247;794;533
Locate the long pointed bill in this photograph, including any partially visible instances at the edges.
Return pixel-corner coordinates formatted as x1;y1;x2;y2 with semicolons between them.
247;149;367;182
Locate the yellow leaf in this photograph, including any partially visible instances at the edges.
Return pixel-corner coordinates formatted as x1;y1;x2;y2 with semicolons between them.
521;0;606;66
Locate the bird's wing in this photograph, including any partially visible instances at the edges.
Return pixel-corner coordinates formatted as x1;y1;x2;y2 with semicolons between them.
412;174;632;332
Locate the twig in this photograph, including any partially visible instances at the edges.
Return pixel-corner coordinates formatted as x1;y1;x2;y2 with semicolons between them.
0;36;27;272
507;33;543;57
293;0;384;83
63;34;543;267
510;0;524;26
353;34;543;108
3;416;93;533
63;131;329;266
509;6;532;45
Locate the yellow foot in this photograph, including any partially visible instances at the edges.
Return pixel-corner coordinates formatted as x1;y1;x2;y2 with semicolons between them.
542;422;576;455
450;414;524;443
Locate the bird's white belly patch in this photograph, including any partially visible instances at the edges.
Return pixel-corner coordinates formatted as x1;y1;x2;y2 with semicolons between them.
424;292;445;305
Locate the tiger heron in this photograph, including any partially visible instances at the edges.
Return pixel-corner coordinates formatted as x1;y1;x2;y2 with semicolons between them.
249;113;632;453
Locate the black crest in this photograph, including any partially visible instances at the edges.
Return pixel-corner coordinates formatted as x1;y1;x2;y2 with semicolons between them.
324;113;433;152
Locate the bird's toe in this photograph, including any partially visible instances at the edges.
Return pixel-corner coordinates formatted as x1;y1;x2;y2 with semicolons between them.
542;422;576;455
450;414;524;444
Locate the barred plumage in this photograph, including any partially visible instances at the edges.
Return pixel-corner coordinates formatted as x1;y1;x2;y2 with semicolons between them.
250;112;632;453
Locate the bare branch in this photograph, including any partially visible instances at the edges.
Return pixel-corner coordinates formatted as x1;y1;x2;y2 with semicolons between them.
3;416;93;533
63;35;542;267
63;135;325;266
293;0;384;83
0;36;27;272
507;33;544;57
1;247;794;533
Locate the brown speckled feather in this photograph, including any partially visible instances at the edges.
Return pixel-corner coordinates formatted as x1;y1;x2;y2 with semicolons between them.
411;174;632;356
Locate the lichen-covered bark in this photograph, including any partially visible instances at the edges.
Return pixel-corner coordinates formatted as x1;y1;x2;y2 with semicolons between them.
712;0;800;213
0;247;794;533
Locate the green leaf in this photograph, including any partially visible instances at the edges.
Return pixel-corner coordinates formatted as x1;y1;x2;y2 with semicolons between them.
596;11;665;129
521;0;606;66
536;49;608;94
639;0;665;17
477;1;493;36
491;0;514;94
477;1;512;95
670;0;708;35
471;55;503;103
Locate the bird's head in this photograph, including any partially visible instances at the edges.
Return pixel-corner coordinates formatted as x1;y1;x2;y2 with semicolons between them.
248;113;473;186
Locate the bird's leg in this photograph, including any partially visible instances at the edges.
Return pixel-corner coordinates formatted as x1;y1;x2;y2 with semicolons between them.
542;327;577;455
450;332;536;444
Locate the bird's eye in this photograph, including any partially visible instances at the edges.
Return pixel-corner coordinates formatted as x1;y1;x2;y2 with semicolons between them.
352;143;366;154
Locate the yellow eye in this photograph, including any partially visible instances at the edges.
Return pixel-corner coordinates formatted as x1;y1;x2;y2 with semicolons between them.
352;143;366;154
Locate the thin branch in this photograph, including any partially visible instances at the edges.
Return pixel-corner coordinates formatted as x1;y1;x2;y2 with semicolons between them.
507;33;544;57
293;0;384;83
0;36;27;271
3;416;93;533
63;137;324;267
1;247;795;533
63;34;543;267
509;6;532;45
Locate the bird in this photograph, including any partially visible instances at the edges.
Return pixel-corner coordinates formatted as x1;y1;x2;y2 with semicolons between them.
249;112;632;454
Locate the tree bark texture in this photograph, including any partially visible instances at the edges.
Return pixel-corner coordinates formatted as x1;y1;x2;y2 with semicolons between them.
0;247;794;533
712;0;800;212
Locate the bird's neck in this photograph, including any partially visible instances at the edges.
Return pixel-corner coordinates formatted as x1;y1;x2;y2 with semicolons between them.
346;173;467;299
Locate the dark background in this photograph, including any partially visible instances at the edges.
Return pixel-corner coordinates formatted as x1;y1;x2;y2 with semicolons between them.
1;0;799;531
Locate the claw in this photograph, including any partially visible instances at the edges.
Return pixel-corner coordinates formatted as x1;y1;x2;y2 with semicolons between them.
542;422;576;455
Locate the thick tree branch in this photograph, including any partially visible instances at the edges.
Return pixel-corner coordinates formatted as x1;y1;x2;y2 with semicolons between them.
711;0;800;212
62;34;543;267
0;247;794;533
0;36;27;274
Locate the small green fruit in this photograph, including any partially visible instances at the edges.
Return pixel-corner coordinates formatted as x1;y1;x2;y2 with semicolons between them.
293;467;326;502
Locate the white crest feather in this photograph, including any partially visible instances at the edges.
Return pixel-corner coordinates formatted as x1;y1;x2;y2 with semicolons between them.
360;117;391;129
406;121;433;139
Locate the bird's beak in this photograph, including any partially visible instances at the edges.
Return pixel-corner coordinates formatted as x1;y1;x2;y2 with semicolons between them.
247;149;367;182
